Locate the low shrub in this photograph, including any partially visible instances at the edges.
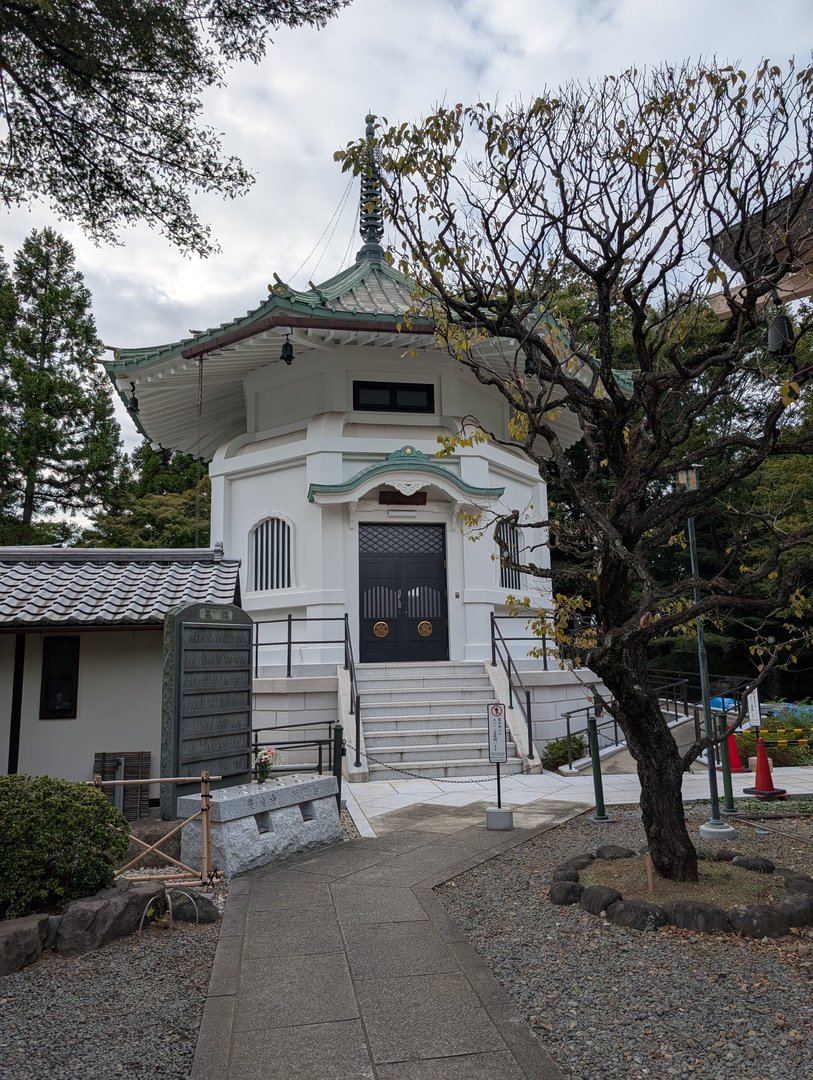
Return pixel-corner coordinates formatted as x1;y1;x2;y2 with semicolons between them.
0;774;130;919
735;727;813;768
541;735;588;770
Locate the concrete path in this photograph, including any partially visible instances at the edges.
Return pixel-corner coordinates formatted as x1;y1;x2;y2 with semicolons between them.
191;765;813;1078
190;796;588;1080
344;765;813;833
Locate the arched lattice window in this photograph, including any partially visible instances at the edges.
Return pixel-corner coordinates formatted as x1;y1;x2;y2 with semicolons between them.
496;522;522;590
250;517;291;591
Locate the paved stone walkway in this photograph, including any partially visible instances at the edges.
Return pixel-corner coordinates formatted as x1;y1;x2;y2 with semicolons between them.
190;797;588;1079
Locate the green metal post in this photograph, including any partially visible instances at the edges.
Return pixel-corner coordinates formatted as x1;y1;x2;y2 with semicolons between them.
718;711;736;813
587;712;609;822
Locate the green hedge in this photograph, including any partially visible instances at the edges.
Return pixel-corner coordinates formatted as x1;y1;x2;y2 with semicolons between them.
541;735;588;771
0;774;130;919
735;707;813;768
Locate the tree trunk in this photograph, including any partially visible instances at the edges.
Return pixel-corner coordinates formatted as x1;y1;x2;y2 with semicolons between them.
594;649;699;881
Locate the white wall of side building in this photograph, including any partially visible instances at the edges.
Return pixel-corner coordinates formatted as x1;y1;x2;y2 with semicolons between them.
3;629;163;781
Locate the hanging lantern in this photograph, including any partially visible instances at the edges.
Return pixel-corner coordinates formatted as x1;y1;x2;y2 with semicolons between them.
768;311;794;356
280;334;294;366
126;381;139;414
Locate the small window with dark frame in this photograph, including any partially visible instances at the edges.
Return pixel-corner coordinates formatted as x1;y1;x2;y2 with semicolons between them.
40;636;80;719
353;381;435;414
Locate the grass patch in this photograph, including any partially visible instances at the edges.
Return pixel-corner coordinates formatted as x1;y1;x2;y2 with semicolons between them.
580;856;788;907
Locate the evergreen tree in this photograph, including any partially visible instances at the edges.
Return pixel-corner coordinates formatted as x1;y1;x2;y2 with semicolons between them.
0;228;123;543
0;1;350;255
82;441;210;548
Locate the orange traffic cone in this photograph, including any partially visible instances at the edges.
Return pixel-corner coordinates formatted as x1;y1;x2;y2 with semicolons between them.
743;737;788;800
717;733;749;774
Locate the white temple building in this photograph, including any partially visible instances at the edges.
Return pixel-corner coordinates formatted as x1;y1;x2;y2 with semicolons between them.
102;120;603;780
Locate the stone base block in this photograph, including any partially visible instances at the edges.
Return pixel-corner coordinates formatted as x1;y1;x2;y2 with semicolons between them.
486;807;514;831
178;774;342;878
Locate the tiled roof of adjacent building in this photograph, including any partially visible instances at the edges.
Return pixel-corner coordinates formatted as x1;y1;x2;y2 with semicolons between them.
0;546;241;628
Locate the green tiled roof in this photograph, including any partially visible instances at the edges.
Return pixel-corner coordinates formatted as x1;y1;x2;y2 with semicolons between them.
108;252;422;373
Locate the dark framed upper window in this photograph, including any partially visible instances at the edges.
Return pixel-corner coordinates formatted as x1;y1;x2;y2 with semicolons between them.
353;381;435;414
40;636;80;719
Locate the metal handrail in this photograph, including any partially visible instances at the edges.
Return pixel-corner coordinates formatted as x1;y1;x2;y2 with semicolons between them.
491;615;551;672
562;706;620;770
490;613;534;759
344;613;363;768
251;721;344;809
252;614;349;677
250;612;360;774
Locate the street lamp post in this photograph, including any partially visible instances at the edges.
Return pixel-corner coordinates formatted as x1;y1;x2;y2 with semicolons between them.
676;466;736;840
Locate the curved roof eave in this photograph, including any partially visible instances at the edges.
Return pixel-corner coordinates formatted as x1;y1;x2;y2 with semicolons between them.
307;446;505;503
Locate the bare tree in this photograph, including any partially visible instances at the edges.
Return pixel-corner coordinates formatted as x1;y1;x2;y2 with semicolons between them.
337;60;813;880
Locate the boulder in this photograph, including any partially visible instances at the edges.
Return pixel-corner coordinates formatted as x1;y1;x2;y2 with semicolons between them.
773;866;812;883
732;855;775;874
595;845;635;860
777;893;813;928
56;880;165;953
728;904;790;939
714;849;743;862
662;901;730;933
549;881;584;905
551;867;580;883
580;886;623;915
167;889;220;924
784;876;813;898
606;900;667;931
563;854;596;871
0;913;48;977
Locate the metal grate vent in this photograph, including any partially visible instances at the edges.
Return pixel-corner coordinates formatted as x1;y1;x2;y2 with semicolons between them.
359;524;444;556
497;522;522;590
250;517;291;590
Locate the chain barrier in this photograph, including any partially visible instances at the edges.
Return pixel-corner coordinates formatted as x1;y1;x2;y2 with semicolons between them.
343;740;529;784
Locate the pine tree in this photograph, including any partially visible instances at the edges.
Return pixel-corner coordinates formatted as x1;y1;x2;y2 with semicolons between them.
0;228;123;543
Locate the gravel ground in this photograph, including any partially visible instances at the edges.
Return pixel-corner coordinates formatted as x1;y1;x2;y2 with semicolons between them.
437;805;813;1080
0;813;360;1079
0;922;219;1079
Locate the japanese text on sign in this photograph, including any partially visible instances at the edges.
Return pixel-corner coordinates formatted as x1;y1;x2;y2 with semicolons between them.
487;703;508;764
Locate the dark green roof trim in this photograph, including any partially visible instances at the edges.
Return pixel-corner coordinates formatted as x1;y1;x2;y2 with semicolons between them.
307;446;505;503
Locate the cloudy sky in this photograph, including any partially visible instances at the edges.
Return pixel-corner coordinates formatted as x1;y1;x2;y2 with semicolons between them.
1;0;811;448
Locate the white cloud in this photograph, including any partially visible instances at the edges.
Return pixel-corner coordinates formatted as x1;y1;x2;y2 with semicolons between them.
1;0;810;362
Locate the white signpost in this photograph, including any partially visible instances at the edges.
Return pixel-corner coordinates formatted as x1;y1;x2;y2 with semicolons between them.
487;703;508;766
746;688;761;728
486;703;513;829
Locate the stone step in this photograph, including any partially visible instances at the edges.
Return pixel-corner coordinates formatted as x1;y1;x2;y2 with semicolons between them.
367;743;494;764
362;699;497;719
363;713;485;733
362;688;495;705
356;675;493;691
358;662;486;674
365;726;489;746
366;759;521;779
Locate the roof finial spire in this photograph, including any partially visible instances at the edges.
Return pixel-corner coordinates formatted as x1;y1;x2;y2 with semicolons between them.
357;113;384;262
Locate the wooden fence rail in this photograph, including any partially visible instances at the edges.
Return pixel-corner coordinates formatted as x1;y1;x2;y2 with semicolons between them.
90;772;222;887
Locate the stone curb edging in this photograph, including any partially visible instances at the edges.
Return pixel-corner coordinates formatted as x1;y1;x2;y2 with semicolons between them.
547;845;813;937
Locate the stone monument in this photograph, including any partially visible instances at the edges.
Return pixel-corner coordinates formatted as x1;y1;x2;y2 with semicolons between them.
161;602;253;818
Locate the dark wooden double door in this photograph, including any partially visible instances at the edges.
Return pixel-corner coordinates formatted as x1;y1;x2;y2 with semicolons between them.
359;524;449;663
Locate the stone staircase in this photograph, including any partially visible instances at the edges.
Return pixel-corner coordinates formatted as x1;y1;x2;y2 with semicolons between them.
357;662;521;779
